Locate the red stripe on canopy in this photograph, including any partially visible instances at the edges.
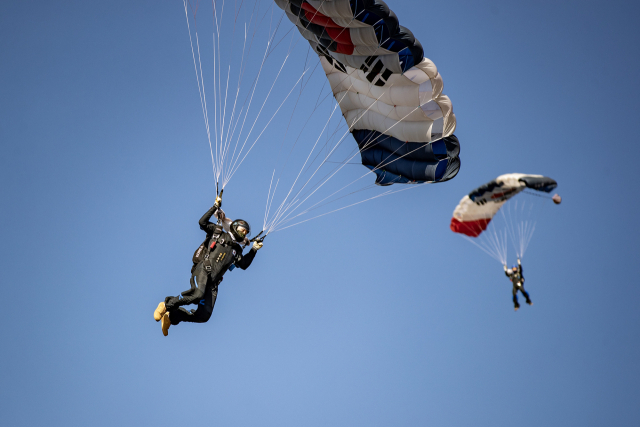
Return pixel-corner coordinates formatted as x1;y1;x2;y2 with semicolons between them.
334;42;354;55
326;27;352;45
450;217;491;237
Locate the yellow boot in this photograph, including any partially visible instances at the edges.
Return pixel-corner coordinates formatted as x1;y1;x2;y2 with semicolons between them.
161;312;171;336
153;302;166;321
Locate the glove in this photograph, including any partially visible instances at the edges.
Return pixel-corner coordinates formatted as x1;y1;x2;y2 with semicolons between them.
252;241;263;251
213;196;222;209
503;265;507;271
215;208;226;222
517;259;521;265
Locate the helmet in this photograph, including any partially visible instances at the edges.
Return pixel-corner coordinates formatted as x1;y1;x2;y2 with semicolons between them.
230;219;251;241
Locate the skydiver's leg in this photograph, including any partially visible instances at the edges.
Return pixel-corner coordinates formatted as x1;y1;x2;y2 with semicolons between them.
154;268;200;322
165;263;209;311
169;284;218;325
512;285;520;309
182;273;198;295
519;284;532;305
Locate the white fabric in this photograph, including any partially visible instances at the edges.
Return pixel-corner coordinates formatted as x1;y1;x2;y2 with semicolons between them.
336;91;433;122
452;195;508;222
345;109;434;142
214;208;233;232
321;57;455;142
276;0;456;143
452;174;546;222
306;0;353;20
329;51;404;74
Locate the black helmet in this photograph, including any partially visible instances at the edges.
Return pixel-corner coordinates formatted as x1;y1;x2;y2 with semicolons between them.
230;219;251;241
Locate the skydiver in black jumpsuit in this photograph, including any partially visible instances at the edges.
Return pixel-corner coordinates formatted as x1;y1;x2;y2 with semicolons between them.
504;259;532;311
153;196;263;336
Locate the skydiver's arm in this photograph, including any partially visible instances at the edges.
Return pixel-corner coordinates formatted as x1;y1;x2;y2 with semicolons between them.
235;248;257;270
518;261;523;276
199;206;226;234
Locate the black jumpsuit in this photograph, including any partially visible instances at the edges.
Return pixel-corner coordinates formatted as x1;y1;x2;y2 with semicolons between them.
505;264;531;308
164;206;257;325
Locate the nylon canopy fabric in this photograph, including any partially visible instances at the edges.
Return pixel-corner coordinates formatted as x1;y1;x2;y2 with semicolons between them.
274;0;459;185
354;130;460;185
450;173;558;237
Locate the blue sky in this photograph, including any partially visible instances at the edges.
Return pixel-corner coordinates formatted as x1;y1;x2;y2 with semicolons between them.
1;1;639;426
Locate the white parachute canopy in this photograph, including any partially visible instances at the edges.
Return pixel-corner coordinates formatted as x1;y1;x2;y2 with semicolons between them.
450;173;559;264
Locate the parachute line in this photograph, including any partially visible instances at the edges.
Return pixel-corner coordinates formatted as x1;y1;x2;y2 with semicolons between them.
185;0;310;190
183;0;216;178
271;182;427;234
221;5;284;186
265;96;434;233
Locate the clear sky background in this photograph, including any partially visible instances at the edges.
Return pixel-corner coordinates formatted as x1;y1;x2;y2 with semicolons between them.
1;1;639;426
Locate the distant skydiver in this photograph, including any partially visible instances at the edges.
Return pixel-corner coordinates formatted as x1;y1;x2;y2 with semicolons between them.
153;195;263;336
504;259;532;311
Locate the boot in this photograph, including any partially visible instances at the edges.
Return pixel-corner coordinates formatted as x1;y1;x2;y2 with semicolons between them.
526;300;533;306
153;302;166;321
161;312;171;336
514;304;520;312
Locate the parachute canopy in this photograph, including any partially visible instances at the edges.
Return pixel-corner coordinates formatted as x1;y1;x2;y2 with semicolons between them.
450;173;558;238
274;0;460;185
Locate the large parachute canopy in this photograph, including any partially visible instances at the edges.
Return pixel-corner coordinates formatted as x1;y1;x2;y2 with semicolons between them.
451;173;559;263
180;0;461;237
274;0;460;185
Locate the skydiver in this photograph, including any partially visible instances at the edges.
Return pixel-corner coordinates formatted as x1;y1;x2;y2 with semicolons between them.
152;195;264;336
504;259;532;311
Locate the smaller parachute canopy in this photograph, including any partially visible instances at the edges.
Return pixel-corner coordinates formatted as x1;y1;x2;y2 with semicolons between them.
450;173;557;237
